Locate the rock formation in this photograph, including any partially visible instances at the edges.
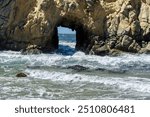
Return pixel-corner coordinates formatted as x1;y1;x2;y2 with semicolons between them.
0;0;150;55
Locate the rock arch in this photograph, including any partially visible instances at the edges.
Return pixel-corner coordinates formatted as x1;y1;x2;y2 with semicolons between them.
1;0;150;55
41;16;91;53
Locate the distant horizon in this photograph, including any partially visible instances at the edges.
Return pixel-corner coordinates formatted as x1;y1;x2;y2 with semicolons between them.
58;26;76;34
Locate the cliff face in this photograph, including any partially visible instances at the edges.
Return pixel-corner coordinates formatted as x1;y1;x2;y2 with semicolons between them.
0;0;150;55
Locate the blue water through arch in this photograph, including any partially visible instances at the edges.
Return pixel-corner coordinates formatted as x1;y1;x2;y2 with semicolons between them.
57;26;76;55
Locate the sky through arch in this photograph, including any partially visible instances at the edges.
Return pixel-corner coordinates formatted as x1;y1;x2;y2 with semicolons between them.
58;26;76;34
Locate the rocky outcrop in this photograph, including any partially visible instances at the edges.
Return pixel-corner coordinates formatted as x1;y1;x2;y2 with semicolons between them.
0;0;150;55
16;72;27;77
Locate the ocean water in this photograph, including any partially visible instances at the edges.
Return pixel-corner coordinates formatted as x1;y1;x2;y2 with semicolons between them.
0;34;150;100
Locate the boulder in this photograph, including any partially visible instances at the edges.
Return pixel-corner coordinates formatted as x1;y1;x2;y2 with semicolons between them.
67;65;88;71
91;45;109;56
16;72;27;77
109;49;122;56
21;45;42;55
139;42;150;54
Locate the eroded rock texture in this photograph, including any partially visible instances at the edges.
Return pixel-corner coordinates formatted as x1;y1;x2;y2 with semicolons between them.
0;0;150;55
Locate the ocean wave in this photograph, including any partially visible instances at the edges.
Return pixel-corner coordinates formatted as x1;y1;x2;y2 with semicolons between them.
0;51;150;72
25;69;150;93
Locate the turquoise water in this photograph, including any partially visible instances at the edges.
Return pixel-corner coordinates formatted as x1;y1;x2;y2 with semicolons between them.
0;34;150;100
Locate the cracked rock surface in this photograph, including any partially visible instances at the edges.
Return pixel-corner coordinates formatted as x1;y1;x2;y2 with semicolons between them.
0;0;150;55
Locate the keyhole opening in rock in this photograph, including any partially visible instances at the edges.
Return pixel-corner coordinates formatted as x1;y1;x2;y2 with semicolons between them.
57;26;76;55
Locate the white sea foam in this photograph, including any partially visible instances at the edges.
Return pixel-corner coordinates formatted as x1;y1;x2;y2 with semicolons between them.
25;69;150;93
0;50;150;71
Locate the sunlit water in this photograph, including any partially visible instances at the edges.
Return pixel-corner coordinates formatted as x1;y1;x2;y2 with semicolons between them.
0;34;150;100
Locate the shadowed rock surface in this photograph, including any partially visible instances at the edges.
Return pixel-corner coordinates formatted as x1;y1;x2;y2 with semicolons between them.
67;65;89;72
16;72;27;77
0;0;150;55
